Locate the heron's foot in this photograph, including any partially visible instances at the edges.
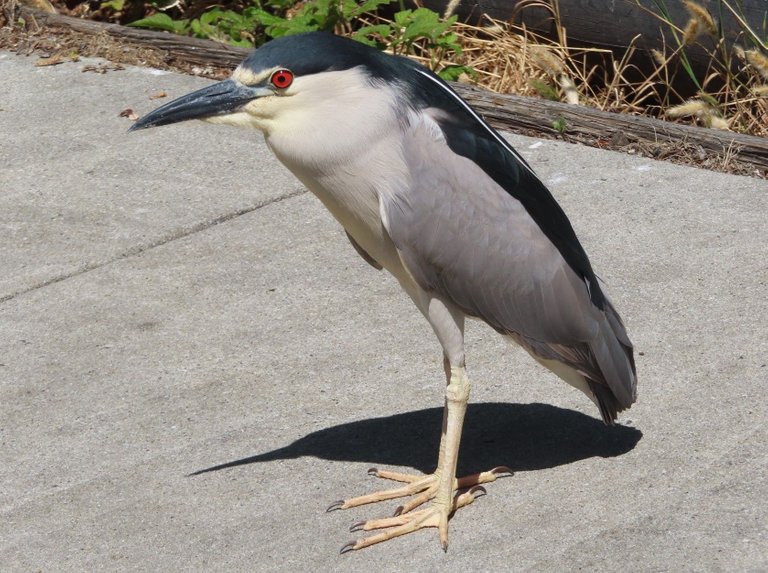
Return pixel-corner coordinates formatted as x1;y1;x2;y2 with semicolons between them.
328;466;512;552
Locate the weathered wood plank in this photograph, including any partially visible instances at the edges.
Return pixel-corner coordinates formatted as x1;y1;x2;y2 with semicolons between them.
454;84;768;172
14;7;768;173
19;9;250;67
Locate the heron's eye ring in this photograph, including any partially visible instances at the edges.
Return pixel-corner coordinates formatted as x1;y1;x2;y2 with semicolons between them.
270;69;294;89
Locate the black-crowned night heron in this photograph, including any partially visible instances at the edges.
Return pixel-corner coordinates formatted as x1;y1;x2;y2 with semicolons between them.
131;31;636;552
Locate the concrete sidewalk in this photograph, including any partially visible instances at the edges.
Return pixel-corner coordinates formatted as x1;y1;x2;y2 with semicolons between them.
1;51;766;572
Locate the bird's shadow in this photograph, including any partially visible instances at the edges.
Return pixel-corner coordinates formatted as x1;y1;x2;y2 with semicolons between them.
190;402;642;476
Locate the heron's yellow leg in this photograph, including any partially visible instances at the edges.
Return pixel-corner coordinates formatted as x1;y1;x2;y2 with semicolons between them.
328;367;512;552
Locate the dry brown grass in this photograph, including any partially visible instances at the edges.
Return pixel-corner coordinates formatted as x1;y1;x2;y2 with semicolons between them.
392;1;768;138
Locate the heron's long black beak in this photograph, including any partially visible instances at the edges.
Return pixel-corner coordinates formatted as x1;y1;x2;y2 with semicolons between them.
129;79;270;131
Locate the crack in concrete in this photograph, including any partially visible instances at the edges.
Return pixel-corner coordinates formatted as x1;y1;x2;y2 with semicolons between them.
0;188;307;304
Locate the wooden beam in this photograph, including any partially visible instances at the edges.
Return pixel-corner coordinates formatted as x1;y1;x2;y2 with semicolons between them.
18;9;250;67
454;84;768;172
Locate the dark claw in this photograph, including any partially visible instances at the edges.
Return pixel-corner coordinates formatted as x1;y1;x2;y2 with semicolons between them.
349;521;366;532
340;541;357;554
367;467;379;476
491;465;514;478
392;505;405;517
326;500;346;512
469;485;487;498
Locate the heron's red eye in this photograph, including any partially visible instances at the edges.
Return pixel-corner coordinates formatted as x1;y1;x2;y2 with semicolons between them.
270;69;294;89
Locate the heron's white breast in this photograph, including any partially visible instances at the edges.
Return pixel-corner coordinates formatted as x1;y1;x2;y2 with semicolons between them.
261;68;411;277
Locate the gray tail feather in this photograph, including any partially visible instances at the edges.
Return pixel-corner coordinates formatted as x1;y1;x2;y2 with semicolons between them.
588;379;624;425
589;300;637;424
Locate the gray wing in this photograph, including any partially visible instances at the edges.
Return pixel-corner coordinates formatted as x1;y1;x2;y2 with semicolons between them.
380;116;636;417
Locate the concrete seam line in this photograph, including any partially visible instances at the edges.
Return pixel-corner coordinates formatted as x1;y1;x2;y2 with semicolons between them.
0;187;308;304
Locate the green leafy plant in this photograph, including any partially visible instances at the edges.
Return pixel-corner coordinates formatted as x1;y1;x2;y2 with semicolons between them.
355;8;471;79
529;78;560;101
100;0;125;13
127;12;190;35
127;0;394;45
126;0;470;80
552;117;567;133
389;8;459;54
254;0;392;38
